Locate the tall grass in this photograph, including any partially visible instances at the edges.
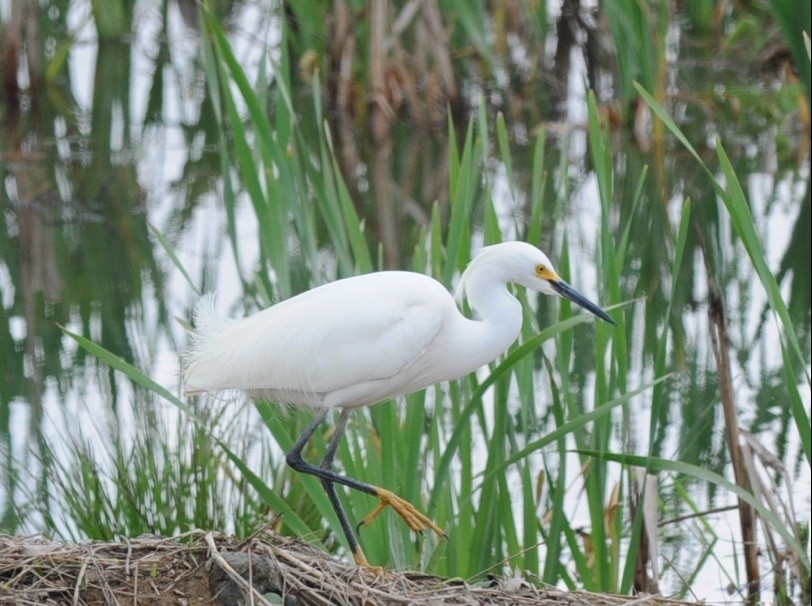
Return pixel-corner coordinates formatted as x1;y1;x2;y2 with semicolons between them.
22;389;264;541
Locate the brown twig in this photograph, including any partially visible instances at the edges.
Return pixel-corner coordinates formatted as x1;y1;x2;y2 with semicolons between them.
693;220;760;603
658;504;739;526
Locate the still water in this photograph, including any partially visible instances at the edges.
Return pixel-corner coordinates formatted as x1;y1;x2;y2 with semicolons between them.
1;0;809;602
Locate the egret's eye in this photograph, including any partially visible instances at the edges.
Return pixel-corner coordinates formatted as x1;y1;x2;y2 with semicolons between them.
536;264;546;275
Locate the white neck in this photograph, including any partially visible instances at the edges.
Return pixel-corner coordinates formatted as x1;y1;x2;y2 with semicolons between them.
449;269;524;377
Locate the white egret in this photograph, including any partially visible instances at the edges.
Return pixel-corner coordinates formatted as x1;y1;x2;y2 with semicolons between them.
183;241;614;567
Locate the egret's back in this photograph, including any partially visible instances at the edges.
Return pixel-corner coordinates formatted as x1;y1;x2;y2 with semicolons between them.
183;272;455;407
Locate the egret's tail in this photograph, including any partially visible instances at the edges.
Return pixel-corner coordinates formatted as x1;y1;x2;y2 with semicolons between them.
183;293;225;396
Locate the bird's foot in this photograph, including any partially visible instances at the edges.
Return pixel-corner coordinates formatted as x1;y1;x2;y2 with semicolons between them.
360;488;447;539
352;547;384;574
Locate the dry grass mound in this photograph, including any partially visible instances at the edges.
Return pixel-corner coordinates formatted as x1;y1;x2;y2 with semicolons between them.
0;531;699;605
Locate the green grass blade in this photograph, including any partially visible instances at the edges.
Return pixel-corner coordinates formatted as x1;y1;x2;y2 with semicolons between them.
482;374;672;484
61;327;196;417
527;129;547;245
495;112;516;205
203;9;276;161
716;143;808;381
633;81;720;191
581;451;811;573
444;119;478;284
324;127;374;273
781;341;811;465
149;223;200;296
218;441;316;539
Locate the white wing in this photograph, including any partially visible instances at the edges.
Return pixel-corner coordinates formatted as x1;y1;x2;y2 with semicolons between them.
183;272;449;405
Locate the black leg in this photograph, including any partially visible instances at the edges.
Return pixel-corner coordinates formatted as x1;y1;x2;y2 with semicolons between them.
320;407;351;472
316;409;366;563
285;408;380;497
287;407;329;460
285;407;445;568
286;407;374;565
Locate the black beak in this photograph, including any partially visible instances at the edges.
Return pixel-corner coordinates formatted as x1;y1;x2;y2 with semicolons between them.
551;280;616;325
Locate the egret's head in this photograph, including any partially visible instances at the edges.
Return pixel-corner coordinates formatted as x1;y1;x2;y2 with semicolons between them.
521;244;616;325
458;241;616;325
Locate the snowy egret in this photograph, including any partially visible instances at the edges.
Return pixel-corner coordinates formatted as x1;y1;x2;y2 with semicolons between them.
184;241;614;567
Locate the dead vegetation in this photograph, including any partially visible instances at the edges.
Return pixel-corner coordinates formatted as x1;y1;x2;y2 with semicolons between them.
0;531;705;605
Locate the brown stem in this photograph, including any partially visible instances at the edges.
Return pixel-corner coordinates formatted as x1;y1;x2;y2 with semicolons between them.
694;221;760;603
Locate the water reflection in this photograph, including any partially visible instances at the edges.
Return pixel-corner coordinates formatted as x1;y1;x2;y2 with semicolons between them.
0;0;809;600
